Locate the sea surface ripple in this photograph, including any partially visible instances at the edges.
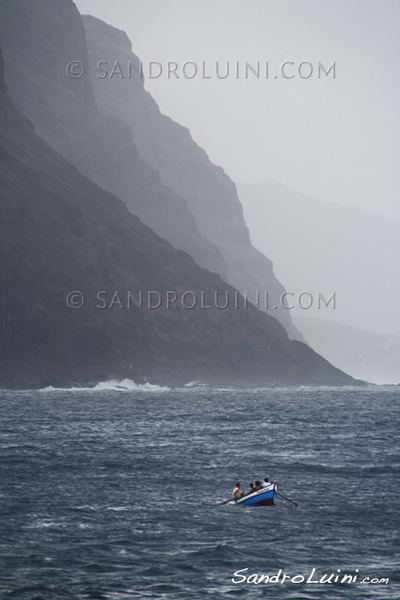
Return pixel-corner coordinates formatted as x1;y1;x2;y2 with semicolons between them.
0;384;399;599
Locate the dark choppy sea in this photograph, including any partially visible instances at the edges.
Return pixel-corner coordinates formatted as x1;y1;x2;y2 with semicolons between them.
0;382;399;600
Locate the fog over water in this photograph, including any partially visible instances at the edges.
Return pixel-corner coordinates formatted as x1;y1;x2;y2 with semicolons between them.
75;0;400;220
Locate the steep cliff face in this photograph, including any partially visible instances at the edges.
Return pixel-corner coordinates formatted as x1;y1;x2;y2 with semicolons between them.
82;15;302;341
0;43;357;388
0;0;226;276
0;0;302;340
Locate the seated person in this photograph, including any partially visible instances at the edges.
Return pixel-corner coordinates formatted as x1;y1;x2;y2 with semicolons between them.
232;482;244;498
262;477;270;487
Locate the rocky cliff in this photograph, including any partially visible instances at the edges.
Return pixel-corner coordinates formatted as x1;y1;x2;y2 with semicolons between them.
0;1;302;340
0;42;358;388
81;15;302;341
0;0;226;277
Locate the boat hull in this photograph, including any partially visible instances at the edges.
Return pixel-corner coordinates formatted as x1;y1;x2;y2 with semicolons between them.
235;483;277;506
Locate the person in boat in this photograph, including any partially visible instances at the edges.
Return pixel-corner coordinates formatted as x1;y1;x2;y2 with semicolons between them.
249;482;256;492
262;477;270;487
254;480;262;490
233;482;244;499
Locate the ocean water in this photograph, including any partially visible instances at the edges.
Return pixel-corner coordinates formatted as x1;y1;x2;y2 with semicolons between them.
0;383;399;599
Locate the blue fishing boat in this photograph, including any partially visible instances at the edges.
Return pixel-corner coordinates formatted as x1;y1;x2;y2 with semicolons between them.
233;482;278;506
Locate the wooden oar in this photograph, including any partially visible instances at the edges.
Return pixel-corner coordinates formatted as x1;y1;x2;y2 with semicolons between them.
216;498;233;506
277;491;298;506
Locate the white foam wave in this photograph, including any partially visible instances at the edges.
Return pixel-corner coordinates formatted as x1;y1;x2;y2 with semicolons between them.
39;384;96;392
39;378;170;392
40;385;62;392
92;378;169;392
183;380;203;388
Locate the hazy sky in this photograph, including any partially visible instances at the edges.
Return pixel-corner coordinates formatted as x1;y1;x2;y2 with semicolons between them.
74;0;400;220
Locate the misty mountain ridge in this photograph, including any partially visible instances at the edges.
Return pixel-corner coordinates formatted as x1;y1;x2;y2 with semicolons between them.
241;178;400;221
81;15;301;341
0;1;301;340
238;179;400;336
238;178;400;383
0;36;359;388
0;0;227;279
295;317;400;385
0;0;364;387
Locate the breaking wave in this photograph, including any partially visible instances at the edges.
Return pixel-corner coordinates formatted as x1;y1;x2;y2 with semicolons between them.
92;378;169;392
39;378;170;392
